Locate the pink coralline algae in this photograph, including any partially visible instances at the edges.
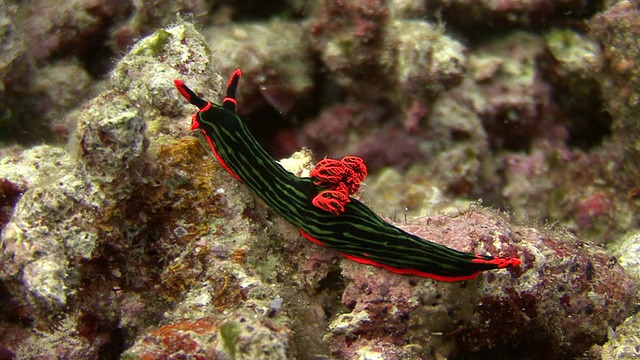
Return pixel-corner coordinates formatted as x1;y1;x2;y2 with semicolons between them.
493;1;640;244
573;191;617;231
301;102;387;156
0;179;23;232
310;0;390;76
590;1;640;157
19;0;130;62
204;20;314;117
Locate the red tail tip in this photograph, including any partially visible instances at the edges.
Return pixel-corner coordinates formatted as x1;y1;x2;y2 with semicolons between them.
472;255;522;268
507;257;522;267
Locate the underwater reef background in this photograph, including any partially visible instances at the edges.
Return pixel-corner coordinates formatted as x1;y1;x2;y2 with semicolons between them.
1;0;640;359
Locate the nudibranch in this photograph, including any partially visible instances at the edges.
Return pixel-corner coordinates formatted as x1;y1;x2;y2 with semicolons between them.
174;69;521;282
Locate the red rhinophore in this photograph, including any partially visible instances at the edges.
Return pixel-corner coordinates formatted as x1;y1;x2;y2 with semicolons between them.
228;68;242;88
174;79;191;102
175;76;241;182
340;253;482;282
174;78;209;110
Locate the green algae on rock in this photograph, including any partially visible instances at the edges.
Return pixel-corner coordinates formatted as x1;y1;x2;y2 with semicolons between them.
111;20;223;140
0;22;230;357
384;20;467;97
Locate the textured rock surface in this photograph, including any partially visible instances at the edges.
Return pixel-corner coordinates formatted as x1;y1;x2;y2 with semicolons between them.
599;314;640;359
328;210;633;358
1;1;639;359
425;0;600;29
204;20;314;116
